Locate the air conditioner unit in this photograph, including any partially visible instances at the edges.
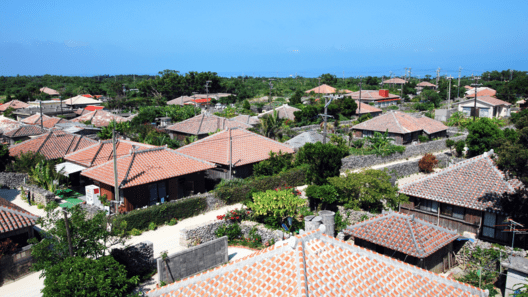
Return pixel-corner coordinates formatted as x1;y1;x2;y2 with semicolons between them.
85;185;100;205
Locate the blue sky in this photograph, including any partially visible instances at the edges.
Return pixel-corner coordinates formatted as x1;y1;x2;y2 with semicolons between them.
1;0;527;77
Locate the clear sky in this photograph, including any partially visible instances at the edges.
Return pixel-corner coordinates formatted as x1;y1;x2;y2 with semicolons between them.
1;0;527;77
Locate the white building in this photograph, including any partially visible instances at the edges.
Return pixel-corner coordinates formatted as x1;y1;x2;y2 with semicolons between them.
453;96;511;118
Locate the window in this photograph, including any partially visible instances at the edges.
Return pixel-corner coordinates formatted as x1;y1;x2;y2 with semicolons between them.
483;212;509;241
480;108;490;118
462;107;472;116
148;181;168;206
363;130;373;138
416;198;438;213
440;204;465;220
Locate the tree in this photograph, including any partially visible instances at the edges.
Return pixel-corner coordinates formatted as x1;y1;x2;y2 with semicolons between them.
296;142;349;185
328;169;408;212
305;184;339;209
3;107;16;119
496;112;528;185
30;161;67;192
243;99;251;110
259;110;282;139
421;89;442;108
42;256;138;297
336;96;357;117
466;118;503;157
289;90;303;106
0;143;9;172
29;205;129;277
7;151;47;174
418;153;439;173
253;151;295;177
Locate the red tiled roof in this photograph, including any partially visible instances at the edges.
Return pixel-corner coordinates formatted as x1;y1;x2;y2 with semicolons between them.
345;90;400;101
85;105;104;111
3;125;47;138
81;147;215;189
0;100;29;111
0;116;23;134
399;151;523;213
192;98;212;103
71;110;130;127
147;228;486;297
305;84;337;94
39;87;60;96
165;114;251;135
177;128;294;166
94;95;103;99
74;108;92;116
353;111;447;135
23;114;70;128
258;104;301;121
22;113;52;124
383;78;407;84
417;81;437;87
82;94;94;98
10;131;97;160
231;115;260;125
65;139;155;167
345;212;459;258
464;85;473;90
465;87;496;98
167;96;195;106
356;101;382;115
467;96;511;106
0;196;39;234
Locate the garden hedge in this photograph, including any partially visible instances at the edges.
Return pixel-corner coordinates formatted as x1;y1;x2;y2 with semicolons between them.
215;165;308;204
113;196;207;231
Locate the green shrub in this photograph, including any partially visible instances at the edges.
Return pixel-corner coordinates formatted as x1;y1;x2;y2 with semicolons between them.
168;218;178;226
296;142;349;185
113;197;207;231
305;184;339;208
418;135;429;143
247;189;307;225
44;201;59;212
215;223;242;241
253;151;295;177
37;203;45;209
387;105;399;110
130;228;142;236
358;114;371;123
148;222;157;231
455;140;466;156
334;212;348;233
445;139;455;151
214;165;308;204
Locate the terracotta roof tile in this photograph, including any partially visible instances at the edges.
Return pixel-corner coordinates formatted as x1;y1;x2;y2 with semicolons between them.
231;115;260;125
0;100;29;111
345;90;401;101
0;116;23;134
176;128;294;166
0;196;39;234
345;212;459;258
10;131;97;160
305;84;337;94
399;150;521;212
22;114;71;128
356;101;382;115
146;228;486;297
417;82;437;87
65;139;156;167
40;87;60;96
81;147;215;188
258;104;300;121
165;114;251;135
383;78;407;84
457;96;511;107
71;110;130;127
63;95;102;106
465;87;496;98
3;125;47;138
353;111;447;135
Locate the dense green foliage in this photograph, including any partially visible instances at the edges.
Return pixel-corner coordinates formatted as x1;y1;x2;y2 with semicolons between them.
246;189;307;230
357;131;405;157
214;166;308;204
295;142;348;185
456;245;504;297
42;256;138;297
0;143;9;172
455;140;466;156
30;160;67;192
305;184;339;208
113;197;207;231
328;169;408;212
131;105;197;125
29;206;129;277
253;151;295;177
7;151;47;174
466;118;503;157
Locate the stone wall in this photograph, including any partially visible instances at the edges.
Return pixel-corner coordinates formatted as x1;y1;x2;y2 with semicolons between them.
341;134;468;171
0;244;34;286
179;220;287;248
22;185;55;206
455;239;527;267
0;173;28;189
337;207;376;226
158;236;228;283
111;241;154;278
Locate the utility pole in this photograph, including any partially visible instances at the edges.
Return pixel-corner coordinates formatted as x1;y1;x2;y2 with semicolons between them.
510;69;513;81
320;95;334;144
205;80;212;109
62;209;74;257
404;68;408;82
192;92;198;116
268;79;274;110
457;67;463;99
471;76;482;121
228;128;232;179
436;67;441;87
408;68;412;81
39;101;44;130
358;76;363;114
447;75;453;109
112;124;120;210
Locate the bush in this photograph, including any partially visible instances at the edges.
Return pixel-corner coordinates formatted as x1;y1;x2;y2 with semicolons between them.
253;151;295;177
295;142;349;185
455;140;466;157
215;223;242;241
387;105;399;110
246;189;307;226
42;256;138;297
358;114;371;123
305;184;339;208
130;228;142;236
37;203;45;209
418;153;439;173
168;218;178;226
466;117;503;157
113;196;207;231
418;135;429;143
445;139;455;151
148;222;157;231
214;165;308;204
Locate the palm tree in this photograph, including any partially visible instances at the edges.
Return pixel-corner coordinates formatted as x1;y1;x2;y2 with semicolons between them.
260;110;282;139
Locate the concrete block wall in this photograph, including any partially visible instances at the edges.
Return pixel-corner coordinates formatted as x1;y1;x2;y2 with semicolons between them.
341;135;468;171
158;236;228;283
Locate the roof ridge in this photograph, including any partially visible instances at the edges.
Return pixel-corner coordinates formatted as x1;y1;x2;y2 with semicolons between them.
167;149;217;167
406;216;424;257
90;141;106;167
120;150;137;187
391;111;409;133
35;132;54;155
0;205;39;221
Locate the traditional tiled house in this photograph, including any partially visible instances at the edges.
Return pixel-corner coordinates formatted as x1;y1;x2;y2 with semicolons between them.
465;87;497;99
177;128;294;181
356;101;382;117
39;87;60;96
62;95;103;108
0;116;23;138
453;96;511;118
0;100;29;113
231;114;260;126
304;84;350;94
0;196;39;245
399;150;523;243
258;104;300;121
345;212;459;273
344;90;401;108
21;114;71;129
71;110;130;127
9;130;97;160
2;125;47;145
147;227;487;297
80;147;215;211
165;114;251;141
352;111;447;144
